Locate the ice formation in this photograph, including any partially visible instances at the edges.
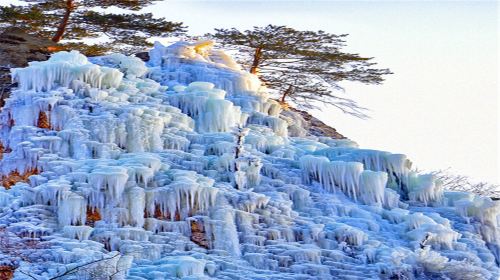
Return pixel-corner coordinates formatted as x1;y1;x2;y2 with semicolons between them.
0;41;498;280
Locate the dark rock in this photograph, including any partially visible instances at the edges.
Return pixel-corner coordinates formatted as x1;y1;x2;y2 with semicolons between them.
288;107;345;139
135;51;149;62
0;28;56;108
0;27;55;67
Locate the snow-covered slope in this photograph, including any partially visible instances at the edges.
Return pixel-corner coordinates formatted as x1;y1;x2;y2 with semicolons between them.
0;41;498;279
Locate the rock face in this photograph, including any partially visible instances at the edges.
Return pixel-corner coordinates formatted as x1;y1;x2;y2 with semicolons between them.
283;107;345;139
0;265;14;280
0;28;55;108
0;28;54;67
0;40;498;280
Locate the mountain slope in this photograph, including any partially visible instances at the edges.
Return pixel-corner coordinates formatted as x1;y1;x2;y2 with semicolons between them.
0;41;498;280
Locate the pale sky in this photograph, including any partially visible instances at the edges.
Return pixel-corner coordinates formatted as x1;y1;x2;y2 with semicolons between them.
3;0;499;183
144;0;498;183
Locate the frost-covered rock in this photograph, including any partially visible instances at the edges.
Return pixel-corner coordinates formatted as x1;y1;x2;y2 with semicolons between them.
0;40;498;280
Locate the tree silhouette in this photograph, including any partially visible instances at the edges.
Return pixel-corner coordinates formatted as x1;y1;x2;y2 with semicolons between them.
210;25;392;117
0;1;186;55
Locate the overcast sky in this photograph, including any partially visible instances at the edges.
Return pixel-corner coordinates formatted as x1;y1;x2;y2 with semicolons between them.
4;0;499;183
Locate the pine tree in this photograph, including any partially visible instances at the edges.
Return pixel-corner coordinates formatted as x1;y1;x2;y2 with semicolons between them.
210;25;392;117
0;1;186;55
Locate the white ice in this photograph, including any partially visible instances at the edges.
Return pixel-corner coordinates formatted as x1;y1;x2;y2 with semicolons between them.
0;40;497;280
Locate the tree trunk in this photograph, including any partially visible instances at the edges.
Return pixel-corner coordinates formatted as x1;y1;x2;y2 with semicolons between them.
250;47;262;74
51;0;74;43
280;85;293;103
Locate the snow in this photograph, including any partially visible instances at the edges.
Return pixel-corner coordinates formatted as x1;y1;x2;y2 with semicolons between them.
0;40;498;280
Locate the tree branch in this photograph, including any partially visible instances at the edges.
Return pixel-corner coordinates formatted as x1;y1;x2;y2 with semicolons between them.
50;252;121;280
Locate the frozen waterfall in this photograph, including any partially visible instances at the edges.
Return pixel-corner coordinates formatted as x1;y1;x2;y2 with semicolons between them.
0;41;497;280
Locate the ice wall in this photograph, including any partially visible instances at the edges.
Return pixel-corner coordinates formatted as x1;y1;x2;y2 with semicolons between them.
0;41;498;280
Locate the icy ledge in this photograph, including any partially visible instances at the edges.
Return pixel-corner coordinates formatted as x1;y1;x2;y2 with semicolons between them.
0;41;497;279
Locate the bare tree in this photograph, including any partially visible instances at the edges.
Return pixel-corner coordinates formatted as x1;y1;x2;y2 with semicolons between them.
432;169;500;199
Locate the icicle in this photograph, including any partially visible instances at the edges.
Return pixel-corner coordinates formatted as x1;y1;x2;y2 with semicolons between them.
248;113;288;136
359;171;388;207
314;148;411;195
333;225;368;246
167;82;243;133
300;155;363;200
12;51;123;92
58;193;86;226
128;187;145;228
148;170;218;221
89;166;129;204
408;173;443;205
63;225;93;240
209;208;241;256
